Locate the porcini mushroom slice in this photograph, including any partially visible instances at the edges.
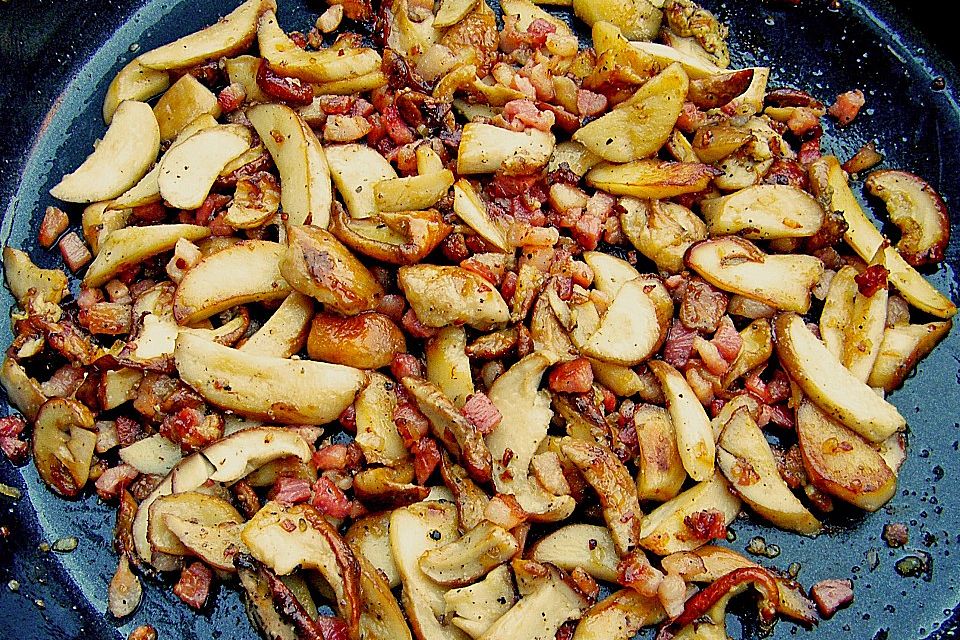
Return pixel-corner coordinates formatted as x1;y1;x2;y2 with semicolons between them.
202;427;312;482
354;373;409;467
354;550;413;640
452;180;510;252
174;331;365;425
865;169;950;266
32;398;96;498
242;501;362;635
633;404;686;502
173;240;291;325
477;569;588;640
699;184;825;239
158;126;251;210
398;265;510;331
345;512;401;589
648;361;715;482
577;278;666;366
868;320;952;392
638;474;741;556
572;589;665;640
530;524;620;582
239;292;314;358
1;357;48;422
425;327;475;409
148;492;244;557
457;123;554;175
717;409;821;535
486;352;576;522
390;501;470;640
419;522;519;587
2;247;68;308
796;401;896;512
773;312;905;442
84;224;211;287
325;144;397;220
50;101;160;203
685;236;823;313
443;565;516;639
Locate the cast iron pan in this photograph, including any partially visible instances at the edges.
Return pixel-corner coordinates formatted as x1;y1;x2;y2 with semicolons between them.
1;0;959;638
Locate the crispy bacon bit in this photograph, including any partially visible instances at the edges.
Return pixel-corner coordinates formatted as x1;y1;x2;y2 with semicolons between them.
128;626;158;640
256;59;313;106
173;561;213;610
411;437;441;484
310;476;353;518
115;416;144;448
59;232;92;272
393;400;430;446
785;107;821;137
810;578;854;618
764;158;809;189
663;320;697;368
217;82;247;113
312;443;363;471
711;316;743;362
132;202;168;224
798;134;822;165
460;392;502;434
828;90;865;126
854;264;889;297
548;358;594;394
484;493;527;529
232;480;261;519
842;140;883;174
39;206;69;248
502;99;555;132
41;365;86;398
0;436;28;464
382;105;416;145
684;509;727;541
160;407;224;452
680;279;728;333
570;566;601;603
882;522;909;548
576;89;608;118
0;416;25;438
270;476;313;506
95;464;140;501
82;302;132;335
618;550;664;597
758;403;795;429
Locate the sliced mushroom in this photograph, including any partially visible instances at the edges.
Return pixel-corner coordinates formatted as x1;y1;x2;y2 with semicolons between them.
32;398;96;498
457;123;554;175
648;360;715;482
148;491;243;556
638;474;741;556
119;434;183;476
402;376;493;484
84;224;211;287
452;180;510;252
575;278;666;366
619;197;707;274
419;522;519;587
819;266;858;359
685;236;824;313
345;512;401;589
354;373;409;466
240;292;314;358
354;549;413;640
399;265;510;330
329;206;453;265
868;320;952;392
425;327;476;409
477;568;588;640
175;331;366;425
633;404;686;502
572;589;665;640
717;408;821;535
353;464;430;508
865;169;950;266
202;427;312;482
560;437;644;556
242;501;362;636
699;185;825;239
774;312;905;442
1;357;48;421
585;160;717;199
307;312;406;369
486;352;576;522
325;144;397;220
439;454;491;532
443;565;516;639
530;524;620;582
2;247;68;309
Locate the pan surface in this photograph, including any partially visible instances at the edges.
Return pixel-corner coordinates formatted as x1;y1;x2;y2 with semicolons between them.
1;0;959;638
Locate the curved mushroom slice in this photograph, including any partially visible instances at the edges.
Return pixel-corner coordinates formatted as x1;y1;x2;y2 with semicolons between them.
452;180;510;252
354;550;413;640
84;223;211;287
345;512;401;589
648;361;714;482
32;398;96;498
242;501;362;636
390;501;470;640
353;464;431;509
530;524;619;582
585;160;716;199
1;358;48;422
399;265;510;331
633;404;686;502
486;352;576;522
419;522;519;587
572;589;665;640
402;376;493;484
3;247;68;306
439;455;490;532
330;207;452;265
868;320;952;392
307;311;406;370
548;141;601;177
152;75;221;142
477;568;588;640
354;373;408;467
103;60;170;124
457;123;554;175
258;10;381;83
248;103;333;228
173;240;290;324
158;126;251;209
865;169;950;266
630;41;723;79
816;156;956;318
281;225;384;315
240;292;314;358
119;434;183;476
638;474;741;556
560;438;644;556
717;409;821;535
574;63;688;163
138;0;274;69
820;266;858;359
842;268;889;382
699;185;825;239
426;327;475;409
619;197;707;274
773;312;904;442
576;279;666;366
686;237;823;313
375;169;455;214
661;545;817;625
236;557;299;640
443;565;516;639
50;101;160;203
203;427;312;482
796;401;896;512
175;332;365;424
325;144;397;220
148;492;243;557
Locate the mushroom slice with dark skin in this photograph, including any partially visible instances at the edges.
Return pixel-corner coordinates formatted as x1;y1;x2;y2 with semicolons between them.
865;169;950;267
401;376;493;484
32;398;97;498
439;454;490;532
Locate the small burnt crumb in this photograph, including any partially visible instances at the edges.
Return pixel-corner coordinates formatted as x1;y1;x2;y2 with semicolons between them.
882;522;909;548
931;77;946;91
588;538;598;551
